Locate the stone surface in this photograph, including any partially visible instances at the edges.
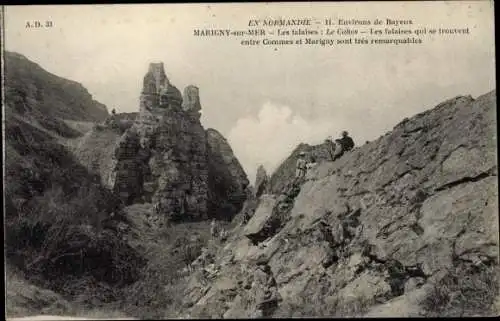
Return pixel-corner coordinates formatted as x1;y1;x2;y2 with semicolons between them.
181;90;498;318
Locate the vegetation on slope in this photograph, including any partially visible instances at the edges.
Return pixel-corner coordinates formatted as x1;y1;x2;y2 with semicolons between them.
4;113;145;299
4;51;108;122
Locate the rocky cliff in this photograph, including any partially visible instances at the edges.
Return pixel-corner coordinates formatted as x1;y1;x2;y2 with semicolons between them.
207;128;250;220
181;91;498;318
111;63;248;222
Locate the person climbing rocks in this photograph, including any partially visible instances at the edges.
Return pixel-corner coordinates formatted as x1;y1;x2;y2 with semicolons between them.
295;151;308;179
333;130;355;161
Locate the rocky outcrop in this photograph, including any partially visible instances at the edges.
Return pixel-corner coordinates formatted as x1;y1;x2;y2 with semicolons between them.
254;165;269;197
181;90;498;318
207;128;249;220
111;63;247;222
112;62;209;222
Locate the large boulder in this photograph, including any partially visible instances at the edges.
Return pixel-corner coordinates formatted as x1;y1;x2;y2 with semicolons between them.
243;195;278;243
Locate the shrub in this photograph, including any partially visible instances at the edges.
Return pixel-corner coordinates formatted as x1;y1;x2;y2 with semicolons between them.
421;263;498;317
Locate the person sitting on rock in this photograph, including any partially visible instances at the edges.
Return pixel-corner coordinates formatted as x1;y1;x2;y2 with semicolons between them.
339;130;355;151
295;152;308;179
333;131;355;161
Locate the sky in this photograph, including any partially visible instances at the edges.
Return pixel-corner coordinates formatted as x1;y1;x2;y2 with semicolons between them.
4;2;496;183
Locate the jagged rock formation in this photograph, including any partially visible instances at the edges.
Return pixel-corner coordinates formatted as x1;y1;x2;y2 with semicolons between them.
112;62;208;221
112;63;248;222
207;128;250;220
254;165;269;197
181;91;498;318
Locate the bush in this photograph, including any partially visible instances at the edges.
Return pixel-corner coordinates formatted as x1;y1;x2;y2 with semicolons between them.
421;263;498;317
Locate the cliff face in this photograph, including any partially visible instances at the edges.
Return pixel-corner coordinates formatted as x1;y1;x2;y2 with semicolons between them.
207;128;250;220
112;63;248;222
181;91;498;318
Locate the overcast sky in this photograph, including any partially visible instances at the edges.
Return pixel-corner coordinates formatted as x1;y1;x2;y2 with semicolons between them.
4;2;495;183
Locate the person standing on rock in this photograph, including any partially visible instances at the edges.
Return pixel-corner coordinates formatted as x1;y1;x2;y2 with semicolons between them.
295;151;308;179
325;136;336;161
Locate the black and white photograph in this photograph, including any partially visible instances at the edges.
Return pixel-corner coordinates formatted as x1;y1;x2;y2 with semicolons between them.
2;1;498;319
